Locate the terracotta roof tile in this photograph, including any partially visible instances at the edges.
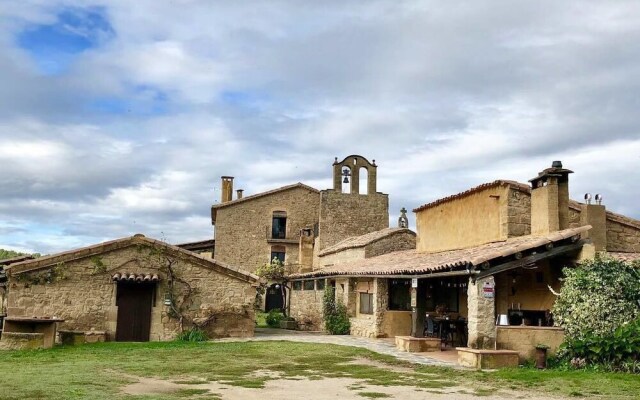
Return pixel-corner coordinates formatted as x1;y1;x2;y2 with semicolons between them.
607;252;640;263
319;228;415;256
290;226;591;279
7;234;259;283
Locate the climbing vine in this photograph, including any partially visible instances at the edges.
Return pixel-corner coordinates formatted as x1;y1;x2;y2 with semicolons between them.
15;262;67;287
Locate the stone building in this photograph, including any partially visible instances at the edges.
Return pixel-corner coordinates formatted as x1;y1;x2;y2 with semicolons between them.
2;234;258;343
289;161;640;363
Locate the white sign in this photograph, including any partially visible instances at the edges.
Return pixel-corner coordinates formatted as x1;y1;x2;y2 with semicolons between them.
411;278;418;288
482;281;495;298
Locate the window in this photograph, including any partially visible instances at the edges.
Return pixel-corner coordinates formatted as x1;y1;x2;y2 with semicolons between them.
425;280;459;313
359;293;374;314
272;211;287;239
388;279;411;311
316;279;325;291
293;281;302;291
303;280;315;290
270;245;285;264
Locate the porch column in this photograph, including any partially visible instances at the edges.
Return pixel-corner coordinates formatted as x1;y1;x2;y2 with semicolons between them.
411;279;427;338
467;275;496;349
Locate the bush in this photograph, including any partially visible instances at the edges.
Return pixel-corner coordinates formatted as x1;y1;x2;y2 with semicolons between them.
176;328;208;342
265;309;284;327
323;286;351;335
560;319;640;373
552;255;640;340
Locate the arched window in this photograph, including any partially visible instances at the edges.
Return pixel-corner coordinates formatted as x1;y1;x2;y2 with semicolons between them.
359;167;368;195
341;166;352;193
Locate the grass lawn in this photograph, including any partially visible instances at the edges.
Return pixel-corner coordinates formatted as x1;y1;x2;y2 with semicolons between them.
0;341;638;399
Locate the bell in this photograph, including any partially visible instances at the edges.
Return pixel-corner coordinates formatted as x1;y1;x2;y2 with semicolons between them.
343;176;349;184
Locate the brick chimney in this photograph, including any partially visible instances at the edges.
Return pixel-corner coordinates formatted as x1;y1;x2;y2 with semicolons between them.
221;176;234;203
529;161;573;235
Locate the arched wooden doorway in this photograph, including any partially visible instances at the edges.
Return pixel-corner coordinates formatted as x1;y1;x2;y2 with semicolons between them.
265;283;284;312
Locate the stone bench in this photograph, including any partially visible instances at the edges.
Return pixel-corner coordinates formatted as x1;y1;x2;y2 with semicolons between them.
395;336;442;352
456;347;519;369
0;332;45;350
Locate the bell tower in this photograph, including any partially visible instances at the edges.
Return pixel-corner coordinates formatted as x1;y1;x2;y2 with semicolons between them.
317;155;389;253
332;155;378;195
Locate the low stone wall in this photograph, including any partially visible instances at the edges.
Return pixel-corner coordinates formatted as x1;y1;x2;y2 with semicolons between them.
349;315;377;337
289;288;324;330
496;326;565;362
0;332;44;350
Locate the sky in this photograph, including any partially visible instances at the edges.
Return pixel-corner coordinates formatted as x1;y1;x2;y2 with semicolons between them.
1;1;639;254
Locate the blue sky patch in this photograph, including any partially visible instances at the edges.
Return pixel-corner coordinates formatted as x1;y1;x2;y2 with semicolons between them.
17;6;114;75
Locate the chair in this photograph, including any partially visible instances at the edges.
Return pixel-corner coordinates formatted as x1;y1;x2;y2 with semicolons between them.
424;316;439;338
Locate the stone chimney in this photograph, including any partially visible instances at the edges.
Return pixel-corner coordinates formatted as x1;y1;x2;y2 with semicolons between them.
529;161;573;235
221;176;234;203
298;228;315;273
236;189;244;200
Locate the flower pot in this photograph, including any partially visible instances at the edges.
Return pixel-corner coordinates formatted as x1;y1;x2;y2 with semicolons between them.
535;347;548;369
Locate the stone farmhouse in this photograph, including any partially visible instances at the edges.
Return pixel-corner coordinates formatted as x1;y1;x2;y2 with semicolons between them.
1;234;258;347
285;160;640;365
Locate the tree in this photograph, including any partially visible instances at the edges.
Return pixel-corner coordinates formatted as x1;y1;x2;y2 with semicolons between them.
0;248;40;261
553;255;640;340
255;258;287;316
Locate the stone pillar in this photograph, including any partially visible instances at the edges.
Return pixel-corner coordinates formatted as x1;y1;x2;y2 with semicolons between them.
467;276;496;349
373;278;388;337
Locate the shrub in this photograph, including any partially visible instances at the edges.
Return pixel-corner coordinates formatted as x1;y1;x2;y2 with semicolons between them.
265;309;284;327
552;255;640;340
560;319;640;373
323;286;351;335
176;328;208;342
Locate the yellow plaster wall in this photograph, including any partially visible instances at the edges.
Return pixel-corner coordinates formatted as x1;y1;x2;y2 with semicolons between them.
497;326;565;362
494;261;561;317
416;186;508;253
381;311;412;337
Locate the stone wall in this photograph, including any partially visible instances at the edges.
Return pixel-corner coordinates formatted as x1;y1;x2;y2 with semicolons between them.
607;218;640;252
364;231;416;258
467;276;496;349
416;185;508;253
317;190;389;252
6;245;255;341
214;186;320;273
318;248;366;268
349;278;388;338
289;281;324;329
507;188;531;237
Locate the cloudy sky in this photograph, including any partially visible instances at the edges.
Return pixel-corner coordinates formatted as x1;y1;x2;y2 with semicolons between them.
1;1;639;254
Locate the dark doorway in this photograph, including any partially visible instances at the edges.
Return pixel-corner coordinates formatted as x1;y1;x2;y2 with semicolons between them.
265;283;284;312
116;282;154;342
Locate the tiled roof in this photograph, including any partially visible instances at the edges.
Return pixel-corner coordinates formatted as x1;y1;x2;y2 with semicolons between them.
290;226;591;279
607;252;640;263
176;239;215;252
319;228;416;256
7;234;259;283
413;180;530;213
0;255;36;266
211;182;320;223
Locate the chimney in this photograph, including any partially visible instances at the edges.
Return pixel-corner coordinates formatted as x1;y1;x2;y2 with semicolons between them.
529;161;573;235
580;195;607;251
221;176;234;203
236;189;244;200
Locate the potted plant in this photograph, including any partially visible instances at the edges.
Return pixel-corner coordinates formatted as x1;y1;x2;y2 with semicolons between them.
535;344;550;369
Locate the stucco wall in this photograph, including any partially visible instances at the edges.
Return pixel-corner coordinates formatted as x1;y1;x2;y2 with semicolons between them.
6;245;255;341
318;248;366;268
494;261;561;317
317;190;389;252
214;187;320;273
497;326;565;362
416;185;508;253
381;310;412;337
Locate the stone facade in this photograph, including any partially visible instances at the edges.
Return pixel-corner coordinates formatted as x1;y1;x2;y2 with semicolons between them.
6;241;256;341
467;276;496;349
349;278;388;338
317;191;389;252
213;185;321;273
289;281;324;329
317;230;416;268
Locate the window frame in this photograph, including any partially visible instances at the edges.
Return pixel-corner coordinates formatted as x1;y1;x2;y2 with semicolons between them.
359;292;374;315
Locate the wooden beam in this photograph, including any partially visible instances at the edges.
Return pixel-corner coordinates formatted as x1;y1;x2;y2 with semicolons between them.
475;240;585;280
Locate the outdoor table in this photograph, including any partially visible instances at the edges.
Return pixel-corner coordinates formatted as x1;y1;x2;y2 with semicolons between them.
2;317;65;349
433;317;467;347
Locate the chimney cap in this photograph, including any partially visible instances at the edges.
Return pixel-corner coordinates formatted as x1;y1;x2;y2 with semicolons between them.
551;160;563;168
221;176;234;180
529;161;573;185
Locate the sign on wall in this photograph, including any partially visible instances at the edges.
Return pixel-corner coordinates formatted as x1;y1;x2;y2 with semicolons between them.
411;278;418;288
410;287;417;308
482;281;495;298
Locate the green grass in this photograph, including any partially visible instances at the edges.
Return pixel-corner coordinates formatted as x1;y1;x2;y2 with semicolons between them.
357;392;391;398
0;341;638;399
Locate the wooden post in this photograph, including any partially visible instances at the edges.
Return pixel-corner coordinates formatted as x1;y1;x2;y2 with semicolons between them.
411;279;427;337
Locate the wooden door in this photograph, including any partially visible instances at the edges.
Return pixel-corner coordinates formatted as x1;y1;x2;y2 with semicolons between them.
116;282;154;342
265;284;284;312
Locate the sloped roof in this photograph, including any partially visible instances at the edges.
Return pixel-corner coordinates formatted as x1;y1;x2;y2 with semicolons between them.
6;234;259;284
319;228;416;257
290;226;590;279
413;180;530;213
211;182;320;223
0;255;35;266
412;179;640;231
607;252;640;263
